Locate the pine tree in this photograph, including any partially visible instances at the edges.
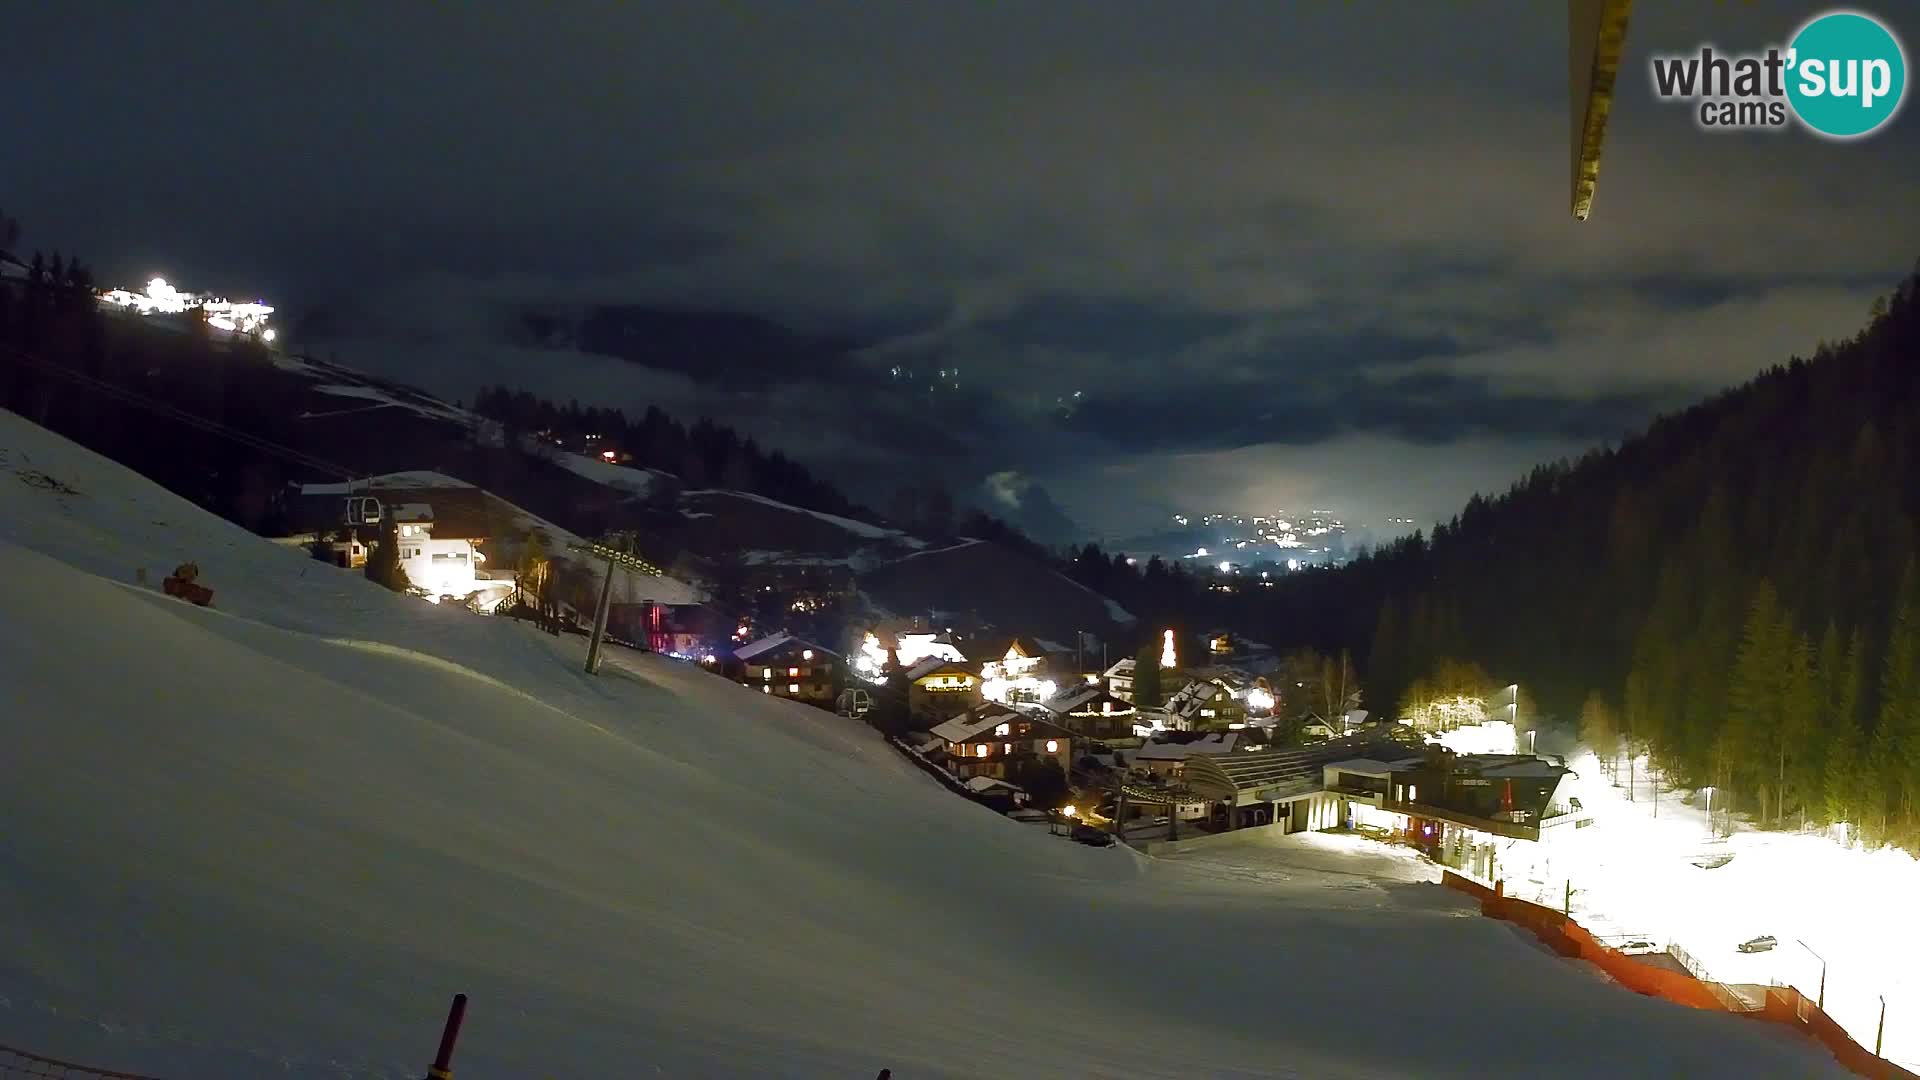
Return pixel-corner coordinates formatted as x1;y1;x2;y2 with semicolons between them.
1725;580;1789;822
1622;664;1650;788
1876;562;1920;831
364;517;411;593
1579;691;1619;769
1368;599;1404;712
1826;717;1866;833
1133;645;1164;709
1781;631;1819;823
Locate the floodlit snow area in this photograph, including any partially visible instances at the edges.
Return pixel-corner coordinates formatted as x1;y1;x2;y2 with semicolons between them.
0;413;1852;1080
1505;727;1920;1070
1431;719;1520;755
549;450;665;499
1160;830;1445;890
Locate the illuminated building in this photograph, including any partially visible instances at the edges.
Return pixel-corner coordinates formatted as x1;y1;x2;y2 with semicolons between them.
98;276;276;338
736;633;842;707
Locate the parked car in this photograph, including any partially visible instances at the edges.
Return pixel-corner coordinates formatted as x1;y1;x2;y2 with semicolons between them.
1738;935;1777;954
1618;938;1659;955
1071;824;1116;847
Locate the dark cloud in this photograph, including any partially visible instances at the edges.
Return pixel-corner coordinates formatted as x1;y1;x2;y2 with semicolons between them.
6;1;1916;538
982;472;1083;546
1061;368;1669;454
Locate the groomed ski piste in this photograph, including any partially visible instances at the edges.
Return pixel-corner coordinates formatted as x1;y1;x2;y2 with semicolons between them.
0;408;1851;1078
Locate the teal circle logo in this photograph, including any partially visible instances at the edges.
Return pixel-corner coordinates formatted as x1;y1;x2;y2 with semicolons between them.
1786;10;1907;138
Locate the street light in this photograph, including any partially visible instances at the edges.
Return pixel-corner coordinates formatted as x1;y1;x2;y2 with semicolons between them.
1796;939;1825;1010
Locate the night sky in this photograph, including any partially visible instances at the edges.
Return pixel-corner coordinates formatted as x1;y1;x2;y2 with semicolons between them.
8;2;1916;543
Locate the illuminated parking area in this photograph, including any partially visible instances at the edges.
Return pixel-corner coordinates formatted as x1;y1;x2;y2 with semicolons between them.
1504;744;1920;1069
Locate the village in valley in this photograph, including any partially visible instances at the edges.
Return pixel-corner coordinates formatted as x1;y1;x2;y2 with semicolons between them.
9;269;1596;888
249;402;1585;883
290;458;1578;883
16;255;1913;1077
715;618;1585;874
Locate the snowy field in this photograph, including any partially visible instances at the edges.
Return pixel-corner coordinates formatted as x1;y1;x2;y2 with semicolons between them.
1497;727;1919;1069
0;410;1852;1079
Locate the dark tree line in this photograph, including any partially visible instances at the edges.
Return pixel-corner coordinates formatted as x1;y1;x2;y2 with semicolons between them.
1246;264;1920;849
473;385;873;520
473;384;1060;556
1062;546;1206;633
1056;264;1920;850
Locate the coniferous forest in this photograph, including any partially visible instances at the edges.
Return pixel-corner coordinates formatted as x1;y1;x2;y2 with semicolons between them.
1061;264;1920;849
1254;265;1920;850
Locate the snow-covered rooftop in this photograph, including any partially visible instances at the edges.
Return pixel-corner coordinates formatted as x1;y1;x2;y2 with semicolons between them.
962;775;1022;795
1323;757;1419;778
1165;679;1229;717
735;632;836;662
904;656;971;682
1132;733;1240;761
930;710;1022;745
1475;758;1572;780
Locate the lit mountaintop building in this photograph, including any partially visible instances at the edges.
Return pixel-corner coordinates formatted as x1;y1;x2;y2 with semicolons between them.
98;276;277;339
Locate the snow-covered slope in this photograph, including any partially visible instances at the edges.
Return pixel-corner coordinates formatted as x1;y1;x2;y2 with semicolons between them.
0;409;1848;1079
551;451;675;500
682;488;922;545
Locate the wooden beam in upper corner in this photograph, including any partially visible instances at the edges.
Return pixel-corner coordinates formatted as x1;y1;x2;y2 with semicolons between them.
1570;0;1636;221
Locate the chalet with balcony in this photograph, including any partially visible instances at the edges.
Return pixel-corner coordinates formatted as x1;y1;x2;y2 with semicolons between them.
736;632;841;707
930;709;1076;781
1041;684;1138;741
906;657;982;723
977;636;1072;706
1164;678;1245;730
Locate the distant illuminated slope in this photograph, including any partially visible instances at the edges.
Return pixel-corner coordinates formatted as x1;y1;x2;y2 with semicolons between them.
1570;0;1635;221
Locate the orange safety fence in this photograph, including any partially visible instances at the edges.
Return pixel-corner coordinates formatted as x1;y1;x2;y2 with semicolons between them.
1443;871;1915;1080
1761;987;1920;1080
0;992;471;1080
0;1042;163;1080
